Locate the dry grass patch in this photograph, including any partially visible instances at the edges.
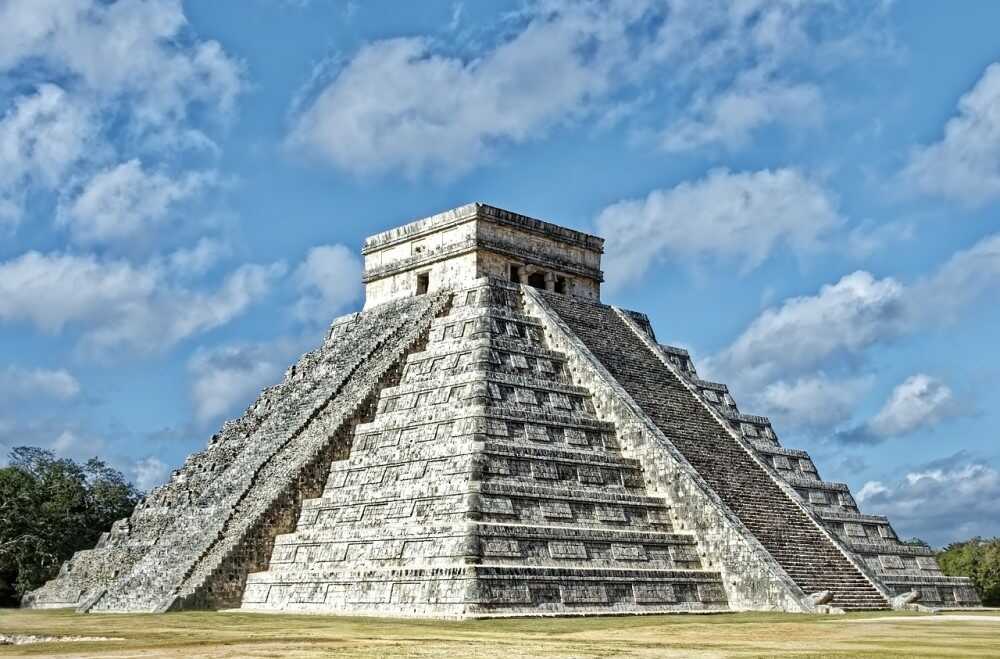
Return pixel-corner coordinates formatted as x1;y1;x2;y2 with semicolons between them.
1;608;998;658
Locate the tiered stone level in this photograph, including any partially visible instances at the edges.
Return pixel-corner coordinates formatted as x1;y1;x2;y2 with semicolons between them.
241;279;728;616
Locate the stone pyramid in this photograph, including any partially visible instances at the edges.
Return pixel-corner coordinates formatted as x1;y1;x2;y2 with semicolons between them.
26;203;979;616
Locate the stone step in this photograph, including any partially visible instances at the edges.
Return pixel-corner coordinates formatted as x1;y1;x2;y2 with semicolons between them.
405;336;567;364
381;368;589;400
432;305;542;327
482;441;640;468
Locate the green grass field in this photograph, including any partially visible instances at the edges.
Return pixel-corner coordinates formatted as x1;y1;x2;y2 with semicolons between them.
2;608;999;658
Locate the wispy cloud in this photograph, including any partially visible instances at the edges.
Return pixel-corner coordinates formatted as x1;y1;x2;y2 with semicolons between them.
597;168;844;290
187;337;307;424
662;81;823;152
836;374;966;444
901;62;1000;208
0;366;80;401
287;1;889;178
0;251;286;357
706;232;1000;432
857;452;1000;546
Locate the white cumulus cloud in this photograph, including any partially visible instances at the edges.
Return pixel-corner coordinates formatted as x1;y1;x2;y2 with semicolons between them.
0;366;81;401
58;159;218;244
187;339;304;423
706;232;1000;432
287;11;621;178
294;244;363;323
289;1;886;177
132;455;169;491
0;0;243;132
902;62;1000;207
868;374;961;438
757;374;873;432
597;168;843;289
0;251;285;357
706;270;906;387
0;0;242;239
0;84;98;227
856;453;1000;546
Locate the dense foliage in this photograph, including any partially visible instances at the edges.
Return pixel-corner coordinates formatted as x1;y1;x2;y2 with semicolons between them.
937;537;1000;606
0;447;141;606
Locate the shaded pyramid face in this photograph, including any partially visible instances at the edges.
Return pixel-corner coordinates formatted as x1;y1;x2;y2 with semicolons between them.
241;278;729;617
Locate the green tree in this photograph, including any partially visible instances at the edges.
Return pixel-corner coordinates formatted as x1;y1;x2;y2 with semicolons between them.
937;537;1000;606
0;447;141;606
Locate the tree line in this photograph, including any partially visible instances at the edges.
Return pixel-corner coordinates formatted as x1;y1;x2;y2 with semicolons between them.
0;447;141;606
937;538;1000;606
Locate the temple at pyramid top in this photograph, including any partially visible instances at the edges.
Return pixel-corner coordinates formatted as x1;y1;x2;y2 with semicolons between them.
362;202;604;308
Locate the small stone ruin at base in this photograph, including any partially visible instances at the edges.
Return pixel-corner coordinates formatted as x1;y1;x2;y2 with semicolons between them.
24;203;980;616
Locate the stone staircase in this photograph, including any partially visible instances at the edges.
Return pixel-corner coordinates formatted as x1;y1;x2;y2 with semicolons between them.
645;335;980;607
540;292;889;611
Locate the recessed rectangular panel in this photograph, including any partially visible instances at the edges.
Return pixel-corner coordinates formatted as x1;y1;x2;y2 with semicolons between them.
560;584;607;604
633;583;676;603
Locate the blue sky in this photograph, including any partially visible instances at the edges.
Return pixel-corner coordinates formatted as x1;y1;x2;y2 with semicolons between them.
1;0;998;547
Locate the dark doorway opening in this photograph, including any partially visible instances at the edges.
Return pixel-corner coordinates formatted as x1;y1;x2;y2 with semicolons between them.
509;265;521;283
555;277;567;294
527;272;546;289
416;272;429;295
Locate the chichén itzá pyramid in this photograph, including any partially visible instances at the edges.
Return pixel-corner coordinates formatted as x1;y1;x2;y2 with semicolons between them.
24;203;980;616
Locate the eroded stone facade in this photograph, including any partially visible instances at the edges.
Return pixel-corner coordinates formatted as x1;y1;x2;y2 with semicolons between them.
362;203;603;308
26;203;979;615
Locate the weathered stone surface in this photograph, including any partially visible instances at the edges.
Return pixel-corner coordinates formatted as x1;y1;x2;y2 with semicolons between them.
362;203;603;308
24;293;449;612
26;203;979;615
241;279;729;617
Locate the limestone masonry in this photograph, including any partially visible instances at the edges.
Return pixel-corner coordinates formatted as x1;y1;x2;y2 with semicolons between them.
25;203;980;616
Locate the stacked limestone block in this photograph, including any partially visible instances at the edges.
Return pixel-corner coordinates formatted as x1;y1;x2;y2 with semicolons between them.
242;278;729;617
24;293;448;612
606;325;979;608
